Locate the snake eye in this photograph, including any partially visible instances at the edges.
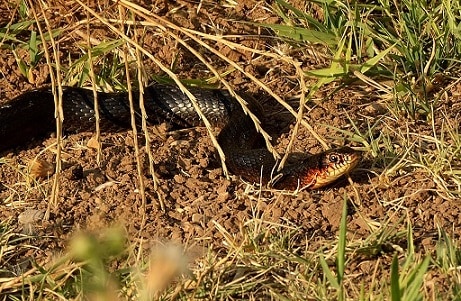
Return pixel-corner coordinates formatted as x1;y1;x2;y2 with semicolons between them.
329;154;340;164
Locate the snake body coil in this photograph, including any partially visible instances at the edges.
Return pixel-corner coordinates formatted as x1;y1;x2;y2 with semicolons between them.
0;84;360;190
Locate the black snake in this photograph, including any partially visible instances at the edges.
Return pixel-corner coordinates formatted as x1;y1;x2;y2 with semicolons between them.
0;84;360;190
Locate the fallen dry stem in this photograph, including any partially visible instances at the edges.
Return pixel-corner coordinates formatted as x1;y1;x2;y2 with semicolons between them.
26;0;64;216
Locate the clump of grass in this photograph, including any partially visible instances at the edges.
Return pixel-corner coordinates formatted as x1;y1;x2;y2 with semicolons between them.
267;0;461;119
2;198;454;300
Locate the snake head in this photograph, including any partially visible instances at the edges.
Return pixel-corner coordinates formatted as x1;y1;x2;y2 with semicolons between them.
273;146;361;191
311;147;361;189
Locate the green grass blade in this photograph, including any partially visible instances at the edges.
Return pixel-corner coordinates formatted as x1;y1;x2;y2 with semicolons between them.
28;30;39;65
273;0;326;31
360;43;396;74
391;254;401;301
335;194;349;301
305;34;347;86
406;219;415;258
319;254;340;290
258;23;338;46
403;256;430;301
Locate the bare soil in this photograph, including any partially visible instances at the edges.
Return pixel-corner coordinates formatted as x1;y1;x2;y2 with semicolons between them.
1;0;461;296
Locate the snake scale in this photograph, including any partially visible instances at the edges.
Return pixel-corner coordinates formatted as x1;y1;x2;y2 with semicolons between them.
0;84;360;190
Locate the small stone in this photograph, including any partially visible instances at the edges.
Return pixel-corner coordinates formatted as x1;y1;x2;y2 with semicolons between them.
18;209;45;225
174;174;186;184
87;136;100;149
191;213;202;223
